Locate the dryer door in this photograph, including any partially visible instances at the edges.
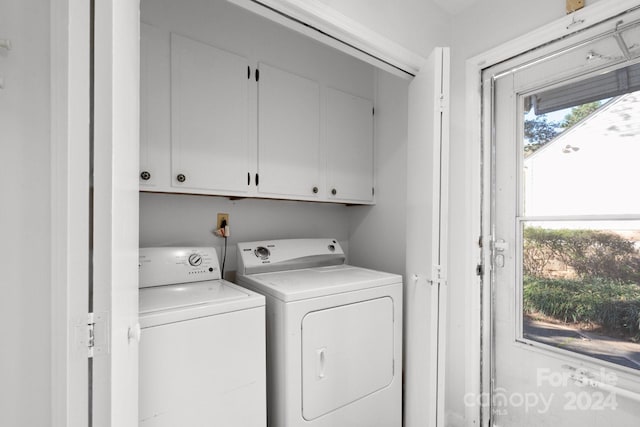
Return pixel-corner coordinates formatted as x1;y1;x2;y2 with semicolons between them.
301;296;394;420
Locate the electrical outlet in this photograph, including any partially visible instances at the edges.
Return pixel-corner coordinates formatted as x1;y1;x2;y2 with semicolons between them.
217;213;229;229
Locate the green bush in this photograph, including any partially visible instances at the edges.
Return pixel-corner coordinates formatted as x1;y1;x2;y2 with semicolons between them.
524;276;640;340
523;227;640;283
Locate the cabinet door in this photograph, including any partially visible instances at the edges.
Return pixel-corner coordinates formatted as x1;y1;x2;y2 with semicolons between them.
257;63;321;199
171;33;251;194
140;23;171;190
325;88;374;203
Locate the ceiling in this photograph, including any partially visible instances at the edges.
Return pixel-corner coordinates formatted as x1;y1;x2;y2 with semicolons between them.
431;0;481;15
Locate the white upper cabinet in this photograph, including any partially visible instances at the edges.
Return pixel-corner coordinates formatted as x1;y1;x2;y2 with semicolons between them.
326;88;374;203
140;23;171;189
139;1;376;204
170;33;251;195
257;63;321;199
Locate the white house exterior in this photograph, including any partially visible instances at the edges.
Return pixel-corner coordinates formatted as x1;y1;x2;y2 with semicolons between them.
524;92;640;220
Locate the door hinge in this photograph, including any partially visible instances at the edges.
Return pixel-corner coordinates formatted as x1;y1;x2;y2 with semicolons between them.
476;264;484;276
430;264;446;285
439;93;447;112
81;312;108;358
87;313;96;357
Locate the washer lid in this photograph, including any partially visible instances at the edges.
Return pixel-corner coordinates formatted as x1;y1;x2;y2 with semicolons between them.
139;280;264;328
238;264;401;302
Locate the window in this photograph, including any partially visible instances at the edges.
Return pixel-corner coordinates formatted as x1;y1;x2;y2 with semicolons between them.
520;70;640;370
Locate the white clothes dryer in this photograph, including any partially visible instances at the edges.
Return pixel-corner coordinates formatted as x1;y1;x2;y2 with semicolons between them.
138;247;266;427
235;238;402;427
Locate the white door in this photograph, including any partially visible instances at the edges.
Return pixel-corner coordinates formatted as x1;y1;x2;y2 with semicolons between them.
325;87;374;203
92;1;141;426
257;62;321;199
404;47;450;427
171;33;251;194
486;11;640;426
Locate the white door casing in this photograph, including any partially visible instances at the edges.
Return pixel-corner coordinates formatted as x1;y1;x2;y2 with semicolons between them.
404;47;450;427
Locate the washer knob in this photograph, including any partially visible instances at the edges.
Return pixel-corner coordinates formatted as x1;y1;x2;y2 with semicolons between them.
188;253;203;266
254;246;270;259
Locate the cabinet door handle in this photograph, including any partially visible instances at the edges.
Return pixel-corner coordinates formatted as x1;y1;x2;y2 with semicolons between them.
331;188;337;196
247;172;250;186
312;186;318;194
255;173;259;186
176;173;186;183
140;171;151;181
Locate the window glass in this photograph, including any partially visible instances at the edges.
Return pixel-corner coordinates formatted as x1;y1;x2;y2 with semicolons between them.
520;65;640;369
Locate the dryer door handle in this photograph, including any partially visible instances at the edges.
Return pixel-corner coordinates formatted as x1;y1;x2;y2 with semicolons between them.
317;347;327;380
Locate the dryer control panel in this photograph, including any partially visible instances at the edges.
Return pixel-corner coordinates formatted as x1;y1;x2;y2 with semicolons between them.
139;247;221;288
236;238;346;275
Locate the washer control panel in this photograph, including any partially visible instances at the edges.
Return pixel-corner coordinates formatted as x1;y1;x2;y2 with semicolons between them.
237;238;345;275
139;247;221;288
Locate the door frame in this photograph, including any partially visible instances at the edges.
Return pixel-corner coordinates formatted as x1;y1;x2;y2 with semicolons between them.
49;0;425;425
466;1;640;425
50;1;141;426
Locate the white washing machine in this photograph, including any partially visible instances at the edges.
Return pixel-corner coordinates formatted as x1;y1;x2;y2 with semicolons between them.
235;238;402;427
138;247;266;427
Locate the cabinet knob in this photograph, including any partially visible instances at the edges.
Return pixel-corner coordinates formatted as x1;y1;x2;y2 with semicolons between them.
140;171;151;181
312;186;318;194
331;188;337;196
176;173;186;183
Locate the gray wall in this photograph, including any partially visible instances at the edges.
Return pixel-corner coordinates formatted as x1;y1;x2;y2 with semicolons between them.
348;71;409;277
0;0;51;425
140;193;350;277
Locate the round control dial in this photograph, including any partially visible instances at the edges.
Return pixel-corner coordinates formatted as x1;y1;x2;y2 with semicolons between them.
188;253;203;267
254;246;270;259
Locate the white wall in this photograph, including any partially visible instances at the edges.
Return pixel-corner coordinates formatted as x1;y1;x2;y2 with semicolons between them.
0;0;51;425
